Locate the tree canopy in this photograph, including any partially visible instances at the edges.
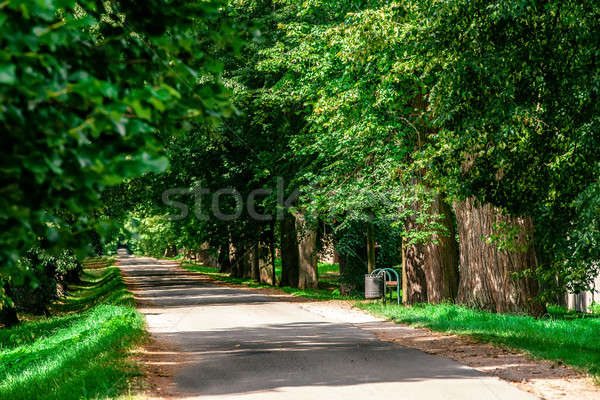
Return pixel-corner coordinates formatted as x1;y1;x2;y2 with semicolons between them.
3;0;600;316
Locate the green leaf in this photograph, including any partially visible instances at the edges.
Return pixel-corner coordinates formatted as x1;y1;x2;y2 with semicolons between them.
0;64;16;84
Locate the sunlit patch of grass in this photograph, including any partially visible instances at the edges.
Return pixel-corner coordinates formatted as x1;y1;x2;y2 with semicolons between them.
0;262;146;400
357;302;600;380
182;262;358;300
273;259;340;285
52;267;135;313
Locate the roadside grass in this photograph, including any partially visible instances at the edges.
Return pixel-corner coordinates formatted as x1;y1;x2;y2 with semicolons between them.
357;302;600;381
0;258;146;400
182;262;358;300
273;258;340;285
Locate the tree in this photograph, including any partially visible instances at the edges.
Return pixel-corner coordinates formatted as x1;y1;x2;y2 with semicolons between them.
296;214;318;289
0;0;233;316
454;198;543;315
257;1;459;300
280;210;299;287
410;0;600;308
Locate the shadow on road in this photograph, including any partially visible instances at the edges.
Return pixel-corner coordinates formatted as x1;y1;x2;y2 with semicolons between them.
117;252;537;399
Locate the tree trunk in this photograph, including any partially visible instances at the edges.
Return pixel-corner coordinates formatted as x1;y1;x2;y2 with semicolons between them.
258;241;274;285
454;198;545;315
422;196;459;303
232;243;253;279
366;224;376;274
280;211;299;287
296;214;318;289
0;283;19;327
337;251;346;275
230;243;241;277
218;240;232;273
163;245;177;258
404;235;428;304
249;246;259;281
403;194;460;304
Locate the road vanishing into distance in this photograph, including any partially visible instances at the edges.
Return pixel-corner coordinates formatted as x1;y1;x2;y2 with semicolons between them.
117;251;538;400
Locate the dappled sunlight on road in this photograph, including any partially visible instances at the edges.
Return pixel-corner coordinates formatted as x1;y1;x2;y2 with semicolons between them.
117;252;538;400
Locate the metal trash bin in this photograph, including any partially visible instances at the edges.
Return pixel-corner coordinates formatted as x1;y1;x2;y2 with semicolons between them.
364;274;383;299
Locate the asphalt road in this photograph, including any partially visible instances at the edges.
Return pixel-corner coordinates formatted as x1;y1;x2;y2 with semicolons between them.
117;251;538;400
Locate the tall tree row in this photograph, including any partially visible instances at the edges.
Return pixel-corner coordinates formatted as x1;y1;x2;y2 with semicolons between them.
125;0;600;315
0;0;235;322
14;0;599;320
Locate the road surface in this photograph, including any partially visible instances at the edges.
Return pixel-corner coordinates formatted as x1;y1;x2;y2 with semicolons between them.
117;251;538;400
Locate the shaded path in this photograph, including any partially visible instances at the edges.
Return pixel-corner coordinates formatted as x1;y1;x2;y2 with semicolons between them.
117;251;538;399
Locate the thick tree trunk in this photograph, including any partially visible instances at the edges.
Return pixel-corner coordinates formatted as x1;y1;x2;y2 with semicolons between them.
296;214;318;289
280;211;299;287
454;198;545;315
366;224;376;274
258;241;274;285
163;245;177;258
218;240;232;273
422;196;459;303
403;195;459;304
198;242;218;268
231;243;253;279
404;236;428;304
230;243;241;277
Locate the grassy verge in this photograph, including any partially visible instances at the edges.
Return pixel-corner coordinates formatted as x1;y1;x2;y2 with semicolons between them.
182;262;358;300
357;302;600;380
0;259;146;400
273;258;341;284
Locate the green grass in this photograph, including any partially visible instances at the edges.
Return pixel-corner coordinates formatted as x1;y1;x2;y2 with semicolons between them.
182;262;358;300
0;260;146;400
357;302;600;380
273;258;341;285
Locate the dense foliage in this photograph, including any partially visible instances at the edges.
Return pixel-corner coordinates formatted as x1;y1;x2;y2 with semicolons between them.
117;0;600;305
10;248;81;315
0;0;233;309
412;0;600;299
3;0;600;317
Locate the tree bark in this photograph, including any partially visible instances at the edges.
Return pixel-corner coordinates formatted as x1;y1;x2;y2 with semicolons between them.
454;198;545;315
404;235;428;304
258;241;274;285
280;210;299;287
366;224;376;274
249;246;259;281
422;196;459;303
163;245;177;258
337;251;346;275
296;214;318;289
218;240;232;273
231;243;253;279
230;242;241;277
403;194;460;304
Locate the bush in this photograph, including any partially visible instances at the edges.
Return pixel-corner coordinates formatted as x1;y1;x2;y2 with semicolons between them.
10;249;82;315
